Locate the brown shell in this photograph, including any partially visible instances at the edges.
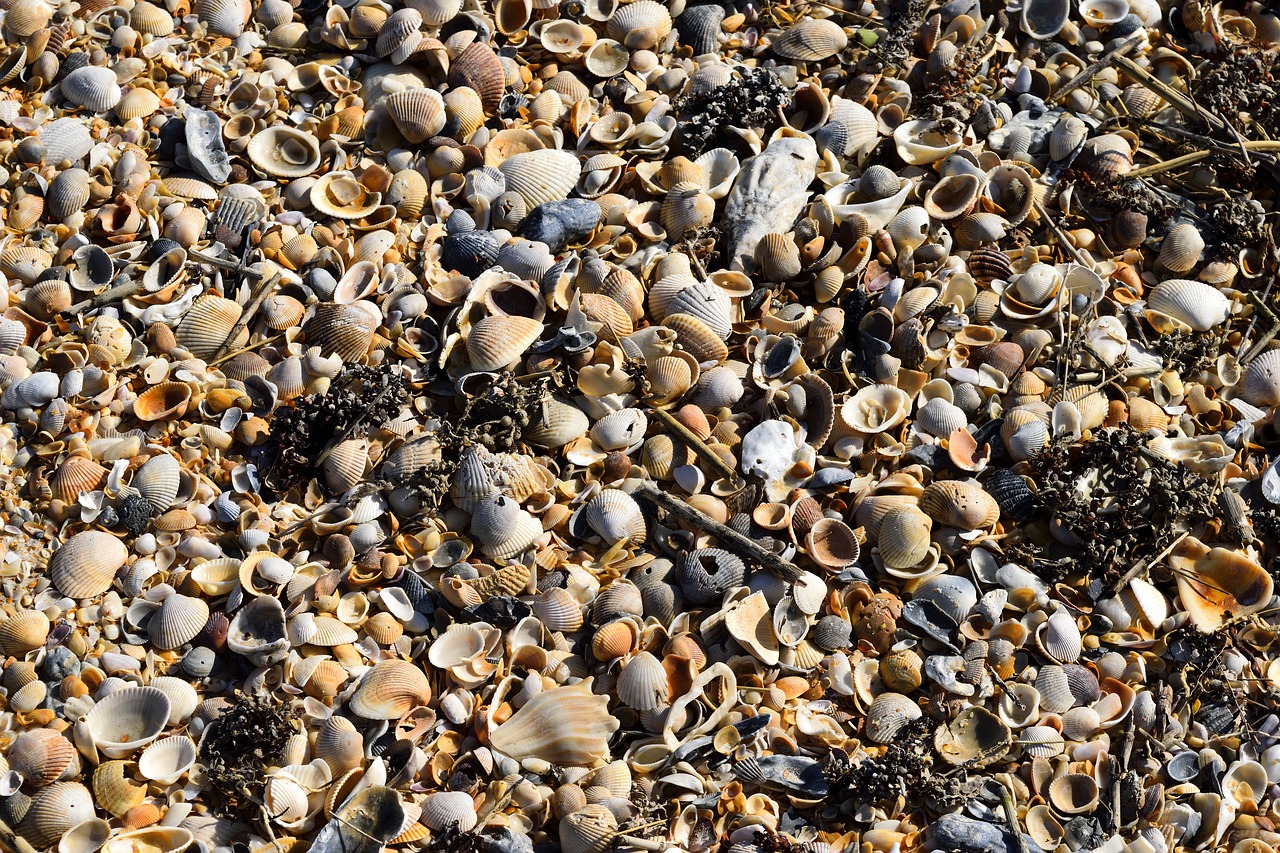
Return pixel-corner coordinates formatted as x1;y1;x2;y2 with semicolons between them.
447;42;505;113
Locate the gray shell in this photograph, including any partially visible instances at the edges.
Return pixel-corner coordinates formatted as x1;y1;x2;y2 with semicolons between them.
676;547;745;604
185;107;231;184
723;136;818;272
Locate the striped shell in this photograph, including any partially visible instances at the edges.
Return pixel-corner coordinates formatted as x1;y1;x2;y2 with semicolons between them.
606;0;672;49
772;18;847;60
875;505;933;569
303;301;379;361
918;480;1000;530
500;149;582;209
465;315;543;372
19;783;96;849
51;530;127;599
8;728;79;787
175;296;243;360
385;88;445;144
447;42;505;112
615;651;668;710
147;594;209;650
1146;278;1230;332
864;692;923;743
348;658;432;719
60;66;121;112
489;679;619;765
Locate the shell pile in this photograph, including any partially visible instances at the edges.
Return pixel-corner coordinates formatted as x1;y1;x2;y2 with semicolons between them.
2;0;1280;851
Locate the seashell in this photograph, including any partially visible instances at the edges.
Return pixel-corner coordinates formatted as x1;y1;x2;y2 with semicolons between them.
559;804;617;853
1022;0;1070;38
1050;114;1088;162
303;302;379;361
0;247;52;284
51;530;127;599
175;296;242;360
466;315;543;372
865;692;923;743
1048;773;1099;815
311;172;382;220
500;150;582;210
46;169;92;222
805;517;860;570
1221;759;1269;810
724;591;780;665
149;676;198;726
677;548;744;604
61;66;122;113
196;0;249;36
314;716;364;776
102;828;193;853
1035;607;1083;663
772;18;847;60
583;489;646;546
842;384;910;433
133;382;192;422
1242;348;1280;406
924;174;981;221
590;618;640;661
19;783;96;850
534;588;585;633
410;0;461;26
58;819;112;853
248;128;322;178
349;658;432;719
606;0;672;49
934;707;1011;767
137;736;197;785
489;679;619;766
385;88;446;144
1169;537;1274;631
1158;223;1205;274
130;1;174;34
7;729;79;787
375;8;422;62
420;792;477;832
724;136;819;272
447;42;505;113
92;761;146;817
918;480;1000;530
616;651;668;711
84;686;171;758
134;453;180;514
146;594;209;650
876;505;933;570
227;596;291;666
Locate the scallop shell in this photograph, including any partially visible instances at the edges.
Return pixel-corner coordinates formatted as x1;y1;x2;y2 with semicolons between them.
196;0;249;36
772;18;847;60
1146;278;1230;333
247;127;322;178
303;301;379;361
147;594;209;650
918;480;1000;530
864;692;923;743
175;296;243;360
489;679;619;765
385;88;446;144
19;783;96;850
447;42;505;112
606;0;672;49
615;651;668;711
466;315;543;372
349;659;432;719
876;505;933;570
60;66;122;112
1158;223;1205;274
133;453;180;513
51;530;127;599
420;792;477;832
314;716;364;776
84;686;170;758
583;488;646;546
559;804;617;853
8;729;79;787
499;149;582;209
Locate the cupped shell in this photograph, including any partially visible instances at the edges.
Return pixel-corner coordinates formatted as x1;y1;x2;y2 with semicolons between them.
489;679;619;765
247;127;322;178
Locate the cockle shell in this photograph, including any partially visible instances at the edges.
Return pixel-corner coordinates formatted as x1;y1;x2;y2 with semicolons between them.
616;651;668;710
1146;278;1230;331
8;729;79;787
83;686;170;758
489;679;619;766
918;480;1000;530
1242;348;1280;406
606;0;672;49
137;736;197;785
60;66;121;112
420;792;477;832
864;692;923;743
51;530;127;599
1169;537;1273;631
499;149;582;209
19;783;96;849
147;594;209;650
583;488;646;546
349;659;432;719
175;296;242;360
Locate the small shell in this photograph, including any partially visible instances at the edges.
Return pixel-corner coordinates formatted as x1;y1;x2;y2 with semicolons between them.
864;692;923;743
92;761;146;817
876;505;933;570
420;792;477;832
247;128;322;178
466;315;543;372
772;18;847;60
7;729;79;787
1048;773;1100;815
500;149;582;209
1157;223;1205;274
60;66;122;112
303;302;379;361
583;489;646;546
19;783;96;850
841;384;910;433
51;530;127;599
918;480;1000;530
1242;348;1280;406
385;88;446;144
310;172;383;220
447;42;505;112
137;736;197;784
615;651;668;711
1035;607;1084;663
175;296;243;360
534;588;585;633
132;382;193;422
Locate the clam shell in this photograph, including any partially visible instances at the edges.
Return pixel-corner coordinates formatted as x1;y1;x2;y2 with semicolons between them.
92;761;146;817
133;382;192;422
310;171;382;220
918;480;1000;530
466;315;543;372
149;676;198;725
1022;0;1070;38
559;804;617;853
314;716;364;776
447;42;505;112
196;0;249;35
1158;223;1205;274
147;594;209;650
60;65;121;112
1048;773;1099;815
7;729;79;787
864;692;923;743
1170;537;1273;631
615;651;668;710
489;679;619;765
1146;278;1231;332
84;686;171;758
247;127;322;178
583;488;646;546
303;301;379;361
349;658;432;719
385;88;445;144
51;530;127;599
606;0;672;49
175;296;243;360
772;18;847;60
19;783;96;849
420;792;477;832
500;149;582;209
133;453;180;513
876;505;933;570
46;168;91;222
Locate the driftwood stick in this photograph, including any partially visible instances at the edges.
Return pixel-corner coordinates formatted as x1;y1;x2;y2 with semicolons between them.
1128;140;1280;179
66;277;148;315
214;272;284;360
1049;35;1144;104
190;247;266;279
999;782;1029;853
645;404;740;486
1112;54;1224;131
1243;290;1280;365
207;332;288;367
634;482;802;581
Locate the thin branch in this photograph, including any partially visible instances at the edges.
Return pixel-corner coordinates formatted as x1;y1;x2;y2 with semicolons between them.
1048;35;1144;104
214;272;283;360
645;403;740;486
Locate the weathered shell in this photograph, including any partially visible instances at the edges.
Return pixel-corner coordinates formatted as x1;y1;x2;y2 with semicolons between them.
1158;223;1205;274
92;761;146;817
19;783;96;849
8;729;79;787
724;136;819;271
615;651;668;711
559;804;617;853
175;296;243;360
466;315;543;372
918;480;1000;530
583;489;646;545
1242;348;1280;406
489;679;619;765
876;505;933;569
1170;537;1273;631
500;150;582;209
447;42;505;112
137;736;197;785
385;88;446;144
51;530;127;599
772;18;847;60
247;127;322;178
1146;278;1230;332
420;792;477;832
60;66;121;112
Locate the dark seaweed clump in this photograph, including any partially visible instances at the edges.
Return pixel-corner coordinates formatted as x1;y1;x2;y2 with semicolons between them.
824;717;966;813
1194;48;1280;140
200;695;299;823
1148;328;1224;377
1027;426;1219;595
262;363;409;493
673;68;791;158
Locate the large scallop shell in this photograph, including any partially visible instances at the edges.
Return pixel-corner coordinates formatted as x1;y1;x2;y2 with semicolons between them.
247;127;322;178
60;66;122;112
348;659;432;719
303;301;379;361
772;18;847;60
51;530;127;599
19;782;96;849
147;594;209;650
615;651;668;711
1146;278;1230;332
489;679;619;765
465;315;543;372
500;149;582;209
8;728;79;787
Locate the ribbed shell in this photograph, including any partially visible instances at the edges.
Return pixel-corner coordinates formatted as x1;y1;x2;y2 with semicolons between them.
421;791;477;832
772;18;847;60
7;729;78;787
175;296;243;360
465;315;542;372
1146;278;1230;332
584;488;646;545
19;782;95;849
349;659;432;719
247;127;322;178
489;679;619;765
1157;223;1205;274
864;692;923;743
303;302;378;361
61;65;121;112
50;455;108;504
500;149;582;209
876;505;933;569
918;480;1000;530
385;88;445;144
1242;348;1280;406
606;0;672;48
51;530;127;598
447;42;505;112
148;594;209;650
134;453;180;513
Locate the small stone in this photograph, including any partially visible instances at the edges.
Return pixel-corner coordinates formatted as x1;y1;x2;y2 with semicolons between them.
929;814;1045;853
41;645;80;681
519;199;602;252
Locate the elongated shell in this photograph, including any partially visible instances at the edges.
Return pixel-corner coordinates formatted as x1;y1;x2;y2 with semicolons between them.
247;127;321;178
489;679;619;765
51;530;127;599
349;659;432;719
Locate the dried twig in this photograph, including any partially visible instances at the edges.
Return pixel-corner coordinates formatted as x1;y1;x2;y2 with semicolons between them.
65;277;148;315
214;272;283;360
999;782;1029;853
1100;529;1190;599
1049;35;1144;104
190;246;266;279
1127;140;1280;179
634;482;802;581
1113;54;1226;132
1243;290;1280;365
644;404;740;486
207;332;288;367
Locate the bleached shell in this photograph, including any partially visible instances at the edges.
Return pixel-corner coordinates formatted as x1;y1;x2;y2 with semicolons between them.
724;591;780;665
1059;706;1100;742
58;819;112;853
864;692;923;743
227;596;290;666
771;17;847;60
7;729;79;787
408;0;461;26
133;453;180;514
349;658;432;719
92;761;146;817
84;686;170;758
1172;541;1273;631
466;315;543;372
615;651;668;710
876;505;933;569
19;783;96;849
427;623;491;668
918;480;1000;530
606;0;672;49
101;828;193;853
0;246;52;284
324;438;370;494
46;168;91;223
559;804;617;853
147;594;209;650
1146;278;1230;332
375;8;422;60
724;136;818;271
130;1;175;34
1049;114;1087;162
175;296;243;360
1221;759;1270;810
1019;725;1065;758
1036;607;1084;663
303;302;379;361
500;149;582;209
915;397;968;439
310;172;382;220
664;280;733;340
584;488;646;545
1158;223;1205;274
1048;773;1099;815
196;0;249;35
51;530;127;599
60;66;122;112
247;127;322;178
421;792;477;832
489;679;619;765
115;87;161;121
149;676;198;725
841;384;910;433
1242;348;1280;406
